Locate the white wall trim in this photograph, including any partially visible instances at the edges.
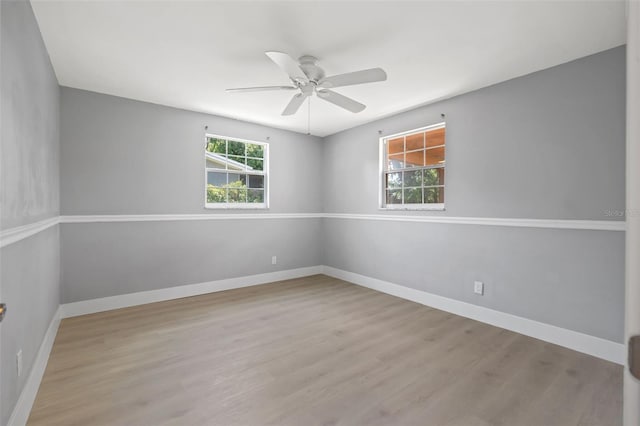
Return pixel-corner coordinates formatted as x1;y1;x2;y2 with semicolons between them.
625;1;640;424
59;213;323;224
8;267;321;425
0;217;60;248
322;266;625;365
0;214;624;250
9;266;624;425
59;264;625;364
324;213;626;232
60;266;323;318
60;213;626;231
7;307;62;426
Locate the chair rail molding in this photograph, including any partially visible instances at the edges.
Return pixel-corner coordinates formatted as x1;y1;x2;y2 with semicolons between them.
0;213;625;249
0;217;60;248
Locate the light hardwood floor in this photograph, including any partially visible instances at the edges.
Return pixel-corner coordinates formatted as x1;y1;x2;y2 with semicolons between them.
28;275;622;426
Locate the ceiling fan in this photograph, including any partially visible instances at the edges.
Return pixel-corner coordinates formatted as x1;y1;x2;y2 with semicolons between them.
226;51;387;116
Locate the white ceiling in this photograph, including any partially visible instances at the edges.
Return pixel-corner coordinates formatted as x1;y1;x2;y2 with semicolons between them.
31;0;626;137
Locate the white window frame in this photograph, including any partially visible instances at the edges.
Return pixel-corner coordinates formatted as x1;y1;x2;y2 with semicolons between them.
379;122;446;211
204;133;269;209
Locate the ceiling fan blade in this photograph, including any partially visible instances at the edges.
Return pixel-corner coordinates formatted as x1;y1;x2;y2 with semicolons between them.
317;89;366;113
226;85;297;93
319;68;387;89
265;51;308;82
282;93;308;116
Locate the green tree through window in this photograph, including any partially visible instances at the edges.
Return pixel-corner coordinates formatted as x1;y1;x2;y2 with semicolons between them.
381;124;446;207
205;136;267;207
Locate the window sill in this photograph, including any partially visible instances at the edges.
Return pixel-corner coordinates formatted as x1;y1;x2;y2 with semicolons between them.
379;203;445;211
205;203;268;210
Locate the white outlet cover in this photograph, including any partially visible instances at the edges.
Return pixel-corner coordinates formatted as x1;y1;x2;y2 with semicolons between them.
474;281;484;295
271;256;277;265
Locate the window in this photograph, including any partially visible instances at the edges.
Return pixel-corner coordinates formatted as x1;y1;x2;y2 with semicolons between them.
380;123;445;209
205;134;268;208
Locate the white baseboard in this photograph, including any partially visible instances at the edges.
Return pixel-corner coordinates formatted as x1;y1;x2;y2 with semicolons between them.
7;307;62;426
52;264;628;362
321;266;625;365
8;266;624;426
60;266;323;318
8;267;322;425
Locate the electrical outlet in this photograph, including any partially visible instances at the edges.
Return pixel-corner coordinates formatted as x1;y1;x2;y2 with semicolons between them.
474;281;484;295
271;256;277;265
16;350;23;377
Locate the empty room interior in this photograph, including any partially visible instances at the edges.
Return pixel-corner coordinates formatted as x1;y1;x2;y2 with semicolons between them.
2;0;640;425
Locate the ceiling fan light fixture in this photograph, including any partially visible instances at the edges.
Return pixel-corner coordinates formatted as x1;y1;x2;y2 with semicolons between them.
226;51;387;116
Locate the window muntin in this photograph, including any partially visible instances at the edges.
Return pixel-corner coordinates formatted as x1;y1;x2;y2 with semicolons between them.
205;135;268;208
381;123;445;209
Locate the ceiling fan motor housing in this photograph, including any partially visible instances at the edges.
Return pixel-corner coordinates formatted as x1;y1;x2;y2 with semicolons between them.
298;55;325;83
226;51;386;116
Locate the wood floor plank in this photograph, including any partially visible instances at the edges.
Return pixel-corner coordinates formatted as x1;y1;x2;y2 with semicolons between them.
27;275;622;426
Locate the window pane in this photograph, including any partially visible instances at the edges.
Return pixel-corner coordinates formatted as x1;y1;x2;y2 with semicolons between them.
207;185;226;203
386;189;402;204
425;146;445;165
248;189;264;203
380;125;445;208
247;144;264;159
424;187;444;204
423;168;444;186
206;138;226;154
388;153;404;170
227;141;245;156
385;172;402;189
404;170;422;187
406;132;424;151
405;150;425;168
205;154;227;170
205;136;267;208
228;188;247;203
207;171;227;187
388;137;404;155
426;127;445;148
404;187;423;204
227;156;248;171
247;158;263;171
226;173;246;187
248;175;264;189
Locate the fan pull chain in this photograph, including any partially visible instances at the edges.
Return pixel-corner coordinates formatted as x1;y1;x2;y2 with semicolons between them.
307;97;311;135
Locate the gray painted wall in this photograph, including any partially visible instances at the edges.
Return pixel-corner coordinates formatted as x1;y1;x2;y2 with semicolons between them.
322;219;624;342
61;219;321;303
323;46;626;220
322;46;626;342
0;0;61;424
60;89;324;302
0;229;60;425
61;88;324;215
1;1;60;230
